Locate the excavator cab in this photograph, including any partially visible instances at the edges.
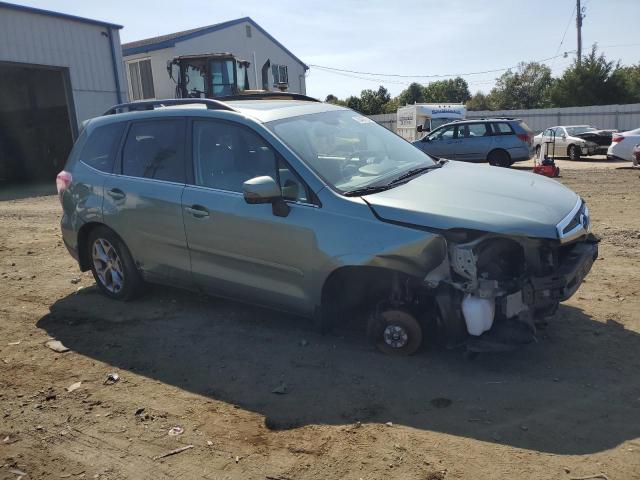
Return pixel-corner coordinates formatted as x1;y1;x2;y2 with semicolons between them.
167;53;251;99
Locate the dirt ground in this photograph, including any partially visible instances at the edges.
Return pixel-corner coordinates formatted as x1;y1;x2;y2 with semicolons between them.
1;162;639;480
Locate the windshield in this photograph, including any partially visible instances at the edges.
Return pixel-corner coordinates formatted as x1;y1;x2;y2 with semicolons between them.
566;126;596;136
267;110;437;193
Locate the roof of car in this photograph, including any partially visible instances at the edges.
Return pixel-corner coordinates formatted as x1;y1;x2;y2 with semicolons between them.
93;97;347;128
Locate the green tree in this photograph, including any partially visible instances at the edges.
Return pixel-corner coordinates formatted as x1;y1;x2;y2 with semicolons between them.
357;85;392;115
611;63;640;103
549;46;626;107
345;95;362;112
398;82;426;105
488;61;553;109
466;92;491;111
325;94;339;104
423;77;471;103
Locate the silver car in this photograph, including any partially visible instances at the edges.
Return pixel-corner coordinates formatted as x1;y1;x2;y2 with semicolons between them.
58;96;597;355
533;125;609;160
412;118;534;167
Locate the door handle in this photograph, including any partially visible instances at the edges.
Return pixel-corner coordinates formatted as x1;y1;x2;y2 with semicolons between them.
107;188;126;200
185;205;209;218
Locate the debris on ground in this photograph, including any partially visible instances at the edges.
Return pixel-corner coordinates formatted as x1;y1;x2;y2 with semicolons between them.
430;398;453;408
66;381;82;393
70;277;81;284
271;383;288;395
168;426;184;436
103;373;119;385
385;422;393;427
44;339;69;353
7;340;21;346
152;444;194;460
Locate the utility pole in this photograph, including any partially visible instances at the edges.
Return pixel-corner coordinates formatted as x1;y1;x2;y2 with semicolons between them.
576;0;583;66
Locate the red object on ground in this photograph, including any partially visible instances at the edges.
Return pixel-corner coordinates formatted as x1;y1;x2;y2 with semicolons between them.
533;164;560;177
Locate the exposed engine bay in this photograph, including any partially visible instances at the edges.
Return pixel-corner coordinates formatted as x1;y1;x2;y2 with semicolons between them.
366;229;599;354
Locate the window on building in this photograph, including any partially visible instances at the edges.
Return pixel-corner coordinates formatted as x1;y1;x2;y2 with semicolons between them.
245;25;252;37
127;58;155;101
121;120;185;183
271;64;288;86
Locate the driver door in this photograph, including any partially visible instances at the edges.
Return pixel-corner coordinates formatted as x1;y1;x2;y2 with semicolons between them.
182;118;318;315
421;124;459;159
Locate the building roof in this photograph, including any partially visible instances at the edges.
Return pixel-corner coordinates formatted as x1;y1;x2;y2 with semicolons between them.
122;17;308;70
0;1;122;29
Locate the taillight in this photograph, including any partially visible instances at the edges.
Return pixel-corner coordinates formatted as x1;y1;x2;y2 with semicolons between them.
611;134;624;143
517;133;532;144
56;170;72;205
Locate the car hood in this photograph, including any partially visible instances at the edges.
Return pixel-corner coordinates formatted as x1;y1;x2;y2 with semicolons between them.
363;161;579;239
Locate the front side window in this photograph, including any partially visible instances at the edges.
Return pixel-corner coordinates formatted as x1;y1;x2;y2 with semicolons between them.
267;110;437;193
210;59;235;97
80;122;126;172
192;120;278;193
121;120;185;183
428;125;456;141
192;121;308;200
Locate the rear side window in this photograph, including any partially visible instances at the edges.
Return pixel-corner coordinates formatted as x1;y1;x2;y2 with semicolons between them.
79;122;126;172
517;121;533;133
492;122;514;135
121;120;185;183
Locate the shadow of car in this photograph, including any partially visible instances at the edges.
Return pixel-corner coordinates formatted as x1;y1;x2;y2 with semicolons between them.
37;284;640;455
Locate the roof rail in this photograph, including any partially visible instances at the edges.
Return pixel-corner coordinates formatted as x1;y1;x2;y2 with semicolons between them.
102;98;236;115
216;92;321;102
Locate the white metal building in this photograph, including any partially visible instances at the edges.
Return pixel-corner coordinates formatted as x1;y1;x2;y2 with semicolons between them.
0;1;126;184
122;17;308;101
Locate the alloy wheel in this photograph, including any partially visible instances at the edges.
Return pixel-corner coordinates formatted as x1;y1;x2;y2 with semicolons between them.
92;238;124;293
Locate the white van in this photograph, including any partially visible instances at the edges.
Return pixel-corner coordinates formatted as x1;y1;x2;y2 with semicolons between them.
397;104;466;142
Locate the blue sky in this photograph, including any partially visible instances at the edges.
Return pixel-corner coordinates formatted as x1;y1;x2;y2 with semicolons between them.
18;0;640;99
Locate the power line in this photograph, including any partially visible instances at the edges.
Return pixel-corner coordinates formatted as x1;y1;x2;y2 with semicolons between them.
308;53;565;80
550;2;577;70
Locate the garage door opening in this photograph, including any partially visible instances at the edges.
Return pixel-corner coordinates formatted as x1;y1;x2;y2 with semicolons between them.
0;62;75;186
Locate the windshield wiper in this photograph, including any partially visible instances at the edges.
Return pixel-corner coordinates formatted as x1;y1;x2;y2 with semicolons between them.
387;163;443;186
343;184;394;197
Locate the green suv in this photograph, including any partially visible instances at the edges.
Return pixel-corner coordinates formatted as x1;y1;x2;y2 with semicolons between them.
58;95;597;354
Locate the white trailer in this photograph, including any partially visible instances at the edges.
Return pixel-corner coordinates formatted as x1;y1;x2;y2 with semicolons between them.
397;103;466;142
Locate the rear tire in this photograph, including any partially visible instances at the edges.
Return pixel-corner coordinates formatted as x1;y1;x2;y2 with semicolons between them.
488;149;512;167
568;144;581;161
87;226;143;301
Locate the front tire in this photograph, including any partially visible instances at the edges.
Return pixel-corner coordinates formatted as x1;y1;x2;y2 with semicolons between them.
568;144;581;161
87;226;143;301
488;149;512;167
367;309;423;356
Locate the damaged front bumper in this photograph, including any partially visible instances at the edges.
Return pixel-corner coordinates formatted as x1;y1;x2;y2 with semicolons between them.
428;232;598;352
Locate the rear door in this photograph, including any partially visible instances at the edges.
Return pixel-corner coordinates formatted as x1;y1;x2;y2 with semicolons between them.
182;118;317;314
489;121;516;157
103;118;191;286
454;123;491;162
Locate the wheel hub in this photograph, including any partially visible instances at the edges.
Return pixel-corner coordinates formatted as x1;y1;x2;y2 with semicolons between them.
383;324;409;349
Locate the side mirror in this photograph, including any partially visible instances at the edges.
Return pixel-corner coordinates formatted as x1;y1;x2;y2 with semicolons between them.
242;176;290;217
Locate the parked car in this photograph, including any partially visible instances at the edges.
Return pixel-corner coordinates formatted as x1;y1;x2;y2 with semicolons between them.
412;118;534;167
57;96;597;355
533;125;614;160
607;128;640;162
